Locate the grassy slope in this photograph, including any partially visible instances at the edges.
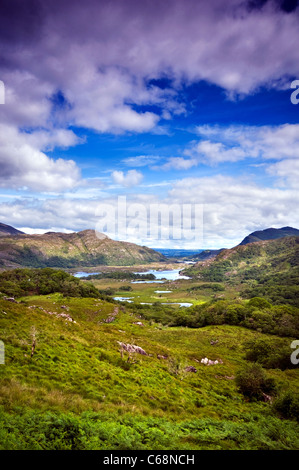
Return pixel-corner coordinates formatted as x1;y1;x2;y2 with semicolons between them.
0;230;166;268
0;293;298;450
182;236;299;304
185;236;299;278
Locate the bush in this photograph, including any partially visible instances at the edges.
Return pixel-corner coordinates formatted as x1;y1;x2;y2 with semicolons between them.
235;364;277;401
118;285;133;292
244;338;296;370
248;297;272;309
273;392;299;422
0;268;100;298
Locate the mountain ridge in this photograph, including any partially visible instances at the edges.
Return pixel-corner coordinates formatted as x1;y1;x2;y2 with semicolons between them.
0;225;166;268
183;235;299;306
188;226;299;261
0;223;25;237
239;226;299;246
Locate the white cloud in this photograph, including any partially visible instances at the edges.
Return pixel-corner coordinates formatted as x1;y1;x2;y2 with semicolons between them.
195;124;299;162
57;66;161;134
122;155;161;167
1;1;299;137
267;159;299;188
183;140;246;165
155;123;299;175
168;174;299;247
26;128;83;151
159;156;198;170
0;172;297;248
0;124;81;192
111;169;144;187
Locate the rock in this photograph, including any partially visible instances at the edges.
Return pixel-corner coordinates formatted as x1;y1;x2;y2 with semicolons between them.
4;297;17;303
117;341;147;356
185;366;197;373
103;307;119;323
262;392;273;403
157;354;168;360
201;357;223;366
104;316;115;323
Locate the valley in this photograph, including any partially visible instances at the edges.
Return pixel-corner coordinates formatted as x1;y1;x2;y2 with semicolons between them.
0;226;298;450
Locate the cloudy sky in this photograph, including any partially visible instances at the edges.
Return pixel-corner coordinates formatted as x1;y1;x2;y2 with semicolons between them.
0;0;299;248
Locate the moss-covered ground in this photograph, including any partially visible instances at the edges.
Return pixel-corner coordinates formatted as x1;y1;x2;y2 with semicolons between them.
0;285;298;450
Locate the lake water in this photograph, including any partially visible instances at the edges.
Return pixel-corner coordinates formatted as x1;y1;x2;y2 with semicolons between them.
132;268;190;283
113;297;192;308
141;302;193;308
74;271;100;278
74;268;190;282
113;296;134;303
154;290;172;293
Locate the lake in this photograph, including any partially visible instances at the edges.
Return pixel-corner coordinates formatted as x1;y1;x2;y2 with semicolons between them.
113;297;192;308
74;268;190;282
74;271;100;278
132;268;190;283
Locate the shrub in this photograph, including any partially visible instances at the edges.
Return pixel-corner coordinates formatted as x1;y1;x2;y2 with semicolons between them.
248;297;272;309
0;268;100;298
235;364;277;401
244;338;296;370
273;392;299;422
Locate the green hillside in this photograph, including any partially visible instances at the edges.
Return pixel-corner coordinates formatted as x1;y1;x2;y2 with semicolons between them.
186;226;299;262
0;268;298;450
183;236;299;306
0;229;166;268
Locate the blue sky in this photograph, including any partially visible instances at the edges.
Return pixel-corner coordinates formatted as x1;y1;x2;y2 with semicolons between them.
46;82;298;196
0;0;298;248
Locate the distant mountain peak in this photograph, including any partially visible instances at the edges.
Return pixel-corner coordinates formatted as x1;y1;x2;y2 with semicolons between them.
0;223;24;237
239;226;299;246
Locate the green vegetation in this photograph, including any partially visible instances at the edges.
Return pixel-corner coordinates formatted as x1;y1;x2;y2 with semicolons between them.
244;337;298;370
133;297;298;338
86;271;156;280
0;232;298;452
0;268;100;298
0;229;166;268
273;391;299;422
235;364;277;401
0;290;298;450
183;236;299;306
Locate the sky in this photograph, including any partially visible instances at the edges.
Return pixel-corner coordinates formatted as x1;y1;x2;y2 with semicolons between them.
0;0;299;249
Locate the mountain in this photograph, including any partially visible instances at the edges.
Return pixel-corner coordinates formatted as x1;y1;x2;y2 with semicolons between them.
183;236;299;306
186;226;299;262
0;227;166;268
188;248;225;261
239;226;299;246
0;223;24;237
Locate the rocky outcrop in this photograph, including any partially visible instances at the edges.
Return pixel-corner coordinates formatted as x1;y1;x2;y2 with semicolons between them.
117;342;148;356
201;357;223;365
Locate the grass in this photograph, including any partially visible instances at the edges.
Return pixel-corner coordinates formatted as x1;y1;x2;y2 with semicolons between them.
0;288;299;450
